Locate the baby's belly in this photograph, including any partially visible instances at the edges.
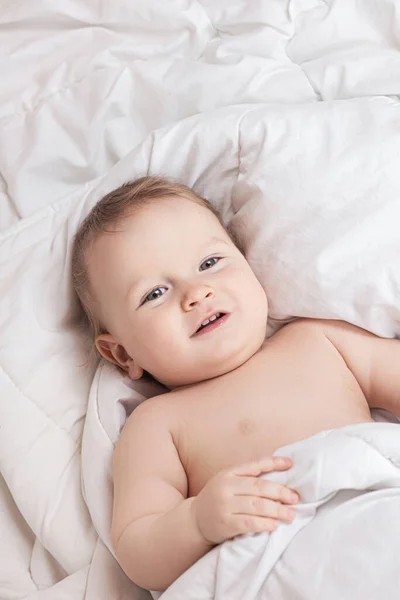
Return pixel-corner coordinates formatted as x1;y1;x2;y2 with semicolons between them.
181;395;373;497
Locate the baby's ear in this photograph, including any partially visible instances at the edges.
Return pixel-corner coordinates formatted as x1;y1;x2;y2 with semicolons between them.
95;334;144;380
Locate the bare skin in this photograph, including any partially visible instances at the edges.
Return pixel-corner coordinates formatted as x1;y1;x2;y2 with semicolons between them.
163;321;373;497
86;196;400;592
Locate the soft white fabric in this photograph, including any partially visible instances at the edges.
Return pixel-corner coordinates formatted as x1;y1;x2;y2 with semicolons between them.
1;1;400;599
159;422;400;599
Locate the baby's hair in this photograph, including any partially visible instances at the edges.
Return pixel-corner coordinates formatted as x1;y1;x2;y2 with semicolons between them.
71;175;242;361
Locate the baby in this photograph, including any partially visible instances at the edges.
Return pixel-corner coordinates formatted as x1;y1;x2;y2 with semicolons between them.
72;176;400;592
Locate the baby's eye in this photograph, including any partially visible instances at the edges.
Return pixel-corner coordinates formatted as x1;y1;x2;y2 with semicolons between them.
143;286;168;303
199;257;220;271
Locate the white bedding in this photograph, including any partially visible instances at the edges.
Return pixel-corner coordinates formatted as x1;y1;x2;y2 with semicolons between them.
1;1;400;599
160;422;400;599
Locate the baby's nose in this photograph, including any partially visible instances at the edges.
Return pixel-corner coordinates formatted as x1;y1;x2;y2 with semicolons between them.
181;284;214;311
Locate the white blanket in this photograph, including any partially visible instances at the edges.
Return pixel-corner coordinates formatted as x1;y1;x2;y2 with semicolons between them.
1;1;400;599
160;422;400;600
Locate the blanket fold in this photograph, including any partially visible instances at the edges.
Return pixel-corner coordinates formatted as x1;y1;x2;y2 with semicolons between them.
161;422;400;600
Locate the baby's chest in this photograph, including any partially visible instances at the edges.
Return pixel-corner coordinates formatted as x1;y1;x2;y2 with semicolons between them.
178;349;368;496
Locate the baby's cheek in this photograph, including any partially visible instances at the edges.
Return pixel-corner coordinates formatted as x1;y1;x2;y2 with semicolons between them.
248;286;269;330
242;275;266;304
143;321;176;358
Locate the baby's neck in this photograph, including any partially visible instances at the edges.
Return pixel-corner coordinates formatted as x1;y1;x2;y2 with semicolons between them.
169;343;266;393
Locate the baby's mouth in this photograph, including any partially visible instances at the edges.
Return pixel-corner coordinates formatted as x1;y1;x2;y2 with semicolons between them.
194;312;226;335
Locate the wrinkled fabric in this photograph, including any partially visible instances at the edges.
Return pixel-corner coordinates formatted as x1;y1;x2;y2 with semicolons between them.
161;422;400;600
1;1;400;599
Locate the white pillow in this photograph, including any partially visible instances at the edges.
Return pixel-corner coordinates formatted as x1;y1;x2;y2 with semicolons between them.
1;97;400;599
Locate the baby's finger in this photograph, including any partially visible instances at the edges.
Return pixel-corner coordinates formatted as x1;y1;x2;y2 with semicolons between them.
232;514;280;535
233;496;296;523
233;476;299;505
232;456;292;478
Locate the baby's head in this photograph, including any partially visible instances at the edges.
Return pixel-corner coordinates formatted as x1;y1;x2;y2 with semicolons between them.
72;176;268;388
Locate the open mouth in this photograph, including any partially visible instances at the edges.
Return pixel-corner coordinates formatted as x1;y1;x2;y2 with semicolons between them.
195;312;226;334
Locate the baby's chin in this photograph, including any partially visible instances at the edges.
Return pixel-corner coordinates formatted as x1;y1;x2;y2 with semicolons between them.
165;339;265;390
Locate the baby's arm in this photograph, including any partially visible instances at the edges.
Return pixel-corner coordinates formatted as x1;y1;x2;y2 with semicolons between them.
111;400;213;592
317;320;400;414
112;399;299;592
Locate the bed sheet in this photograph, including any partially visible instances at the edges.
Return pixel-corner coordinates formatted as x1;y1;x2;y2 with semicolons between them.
1;1;400;599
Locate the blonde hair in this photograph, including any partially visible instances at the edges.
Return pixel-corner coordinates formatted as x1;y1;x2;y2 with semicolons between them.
71;175;241;358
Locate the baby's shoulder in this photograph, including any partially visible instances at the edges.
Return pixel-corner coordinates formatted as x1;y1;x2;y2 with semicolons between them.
114;393;184;470
118;393;171;440
120;388;187;438
272;317;349;346
274;317;322;338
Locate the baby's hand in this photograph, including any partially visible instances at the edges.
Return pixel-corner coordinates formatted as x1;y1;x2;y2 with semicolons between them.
192;456;299;545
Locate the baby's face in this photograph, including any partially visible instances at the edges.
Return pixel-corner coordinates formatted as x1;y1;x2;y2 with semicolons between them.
88;197;268;388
